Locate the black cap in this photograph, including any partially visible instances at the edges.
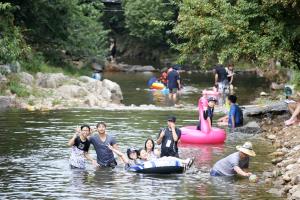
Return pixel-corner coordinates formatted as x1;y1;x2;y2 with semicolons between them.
208;97;217;102
167;116;176;123
127;147;138;160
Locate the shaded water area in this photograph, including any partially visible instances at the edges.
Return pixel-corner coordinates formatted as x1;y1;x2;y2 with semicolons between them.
0;109;282;199
104;71;270;106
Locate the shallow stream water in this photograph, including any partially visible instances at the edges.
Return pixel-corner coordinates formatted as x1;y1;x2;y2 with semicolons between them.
0;72;282;199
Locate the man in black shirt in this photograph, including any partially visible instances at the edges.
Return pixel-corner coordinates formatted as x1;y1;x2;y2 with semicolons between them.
214;64;229;105
157;116;181;157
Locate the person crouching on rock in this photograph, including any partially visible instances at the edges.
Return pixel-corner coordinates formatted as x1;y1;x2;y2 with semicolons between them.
210;141;256;177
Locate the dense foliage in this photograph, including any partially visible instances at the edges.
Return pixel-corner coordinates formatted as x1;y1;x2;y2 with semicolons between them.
123;0;175;45
172;0;300;68
0;3;30;63
0;0;299;70
0;0;108;68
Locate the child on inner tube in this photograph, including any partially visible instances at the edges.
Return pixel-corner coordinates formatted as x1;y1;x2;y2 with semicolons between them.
107;145;195;170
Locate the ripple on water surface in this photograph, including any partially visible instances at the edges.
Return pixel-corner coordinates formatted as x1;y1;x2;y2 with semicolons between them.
0;109;281;199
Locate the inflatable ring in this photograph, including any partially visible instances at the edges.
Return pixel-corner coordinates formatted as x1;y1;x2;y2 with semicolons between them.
127;160;184;174
150;82;165;90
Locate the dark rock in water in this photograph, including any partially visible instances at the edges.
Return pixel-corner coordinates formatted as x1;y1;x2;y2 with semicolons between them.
243;101;288;117
234;121;261;134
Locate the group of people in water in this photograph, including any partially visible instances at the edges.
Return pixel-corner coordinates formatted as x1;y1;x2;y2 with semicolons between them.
68;117;195;171
68;63;268;180
67;117;255;179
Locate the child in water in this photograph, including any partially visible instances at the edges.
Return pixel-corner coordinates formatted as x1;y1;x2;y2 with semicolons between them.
197;97;217;130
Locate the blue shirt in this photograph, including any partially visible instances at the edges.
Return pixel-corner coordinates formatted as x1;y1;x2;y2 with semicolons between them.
228;104;242;127
90;134;117;166
167;70;179;89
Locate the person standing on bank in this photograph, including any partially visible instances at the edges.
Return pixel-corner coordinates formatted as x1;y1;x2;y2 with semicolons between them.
167;67;181;103
157;116;181;158
210;141;256;177
89;122;119;168
109;38;117;63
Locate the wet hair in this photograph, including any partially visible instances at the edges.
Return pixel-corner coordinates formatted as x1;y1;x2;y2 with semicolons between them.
96;122;106;128
144;138;155;151
228;95;237;103
138;148;147;159
127;148;138;160
81;124;90;131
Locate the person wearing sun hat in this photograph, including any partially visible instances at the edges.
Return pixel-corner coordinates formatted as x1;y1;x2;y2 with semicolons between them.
210;141;256;177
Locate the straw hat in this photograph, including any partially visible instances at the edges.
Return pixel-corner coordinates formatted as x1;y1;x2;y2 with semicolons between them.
236;142;256;157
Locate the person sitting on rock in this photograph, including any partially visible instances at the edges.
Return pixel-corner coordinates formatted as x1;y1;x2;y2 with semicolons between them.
210;141;255;177
285;91;300;126
285;101;300;126
217;95;243;129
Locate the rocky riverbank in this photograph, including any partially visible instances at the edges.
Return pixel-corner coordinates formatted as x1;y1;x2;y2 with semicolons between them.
0;71;123;111
260;115;300;199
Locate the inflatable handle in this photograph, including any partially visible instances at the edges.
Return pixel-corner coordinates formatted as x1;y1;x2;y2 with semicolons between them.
198;97;210;134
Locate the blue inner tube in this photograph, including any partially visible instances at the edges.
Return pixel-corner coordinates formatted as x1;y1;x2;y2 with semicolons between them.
127;160;185;174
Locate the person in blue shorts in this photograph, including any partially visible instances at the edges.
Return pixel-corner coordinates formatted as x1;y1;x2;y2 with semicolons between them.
167;67;181;103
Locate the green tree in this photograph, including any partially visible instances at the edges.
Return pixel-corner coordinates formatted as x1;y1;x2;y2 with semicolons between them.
0;2;30;64
3;0;108;65
123;0;175;45
172;0;300;68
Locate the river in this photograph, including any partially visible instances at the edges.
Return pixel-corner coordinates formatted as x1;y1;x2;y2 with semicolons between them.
0;72;282;199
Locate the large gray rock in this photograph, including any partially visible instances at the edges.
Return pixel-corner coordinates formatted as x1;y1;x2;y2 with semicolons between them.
131;65;155;72
292;190;300;200
243;101;288;116
0;96;15;109
9;61;21;73
19;72;34;85
78;76;96;83
56;85;88;99
0;74;7;83
84;94;99;107
105;62;156;72
102;79;123;103
36;73;67;88
0;62;21;75
0;65;11;75
234;121;261;134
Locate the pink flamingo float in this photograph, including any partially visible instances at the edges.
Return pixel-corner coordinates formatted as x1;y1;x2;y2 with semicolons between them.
180;97;226;144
